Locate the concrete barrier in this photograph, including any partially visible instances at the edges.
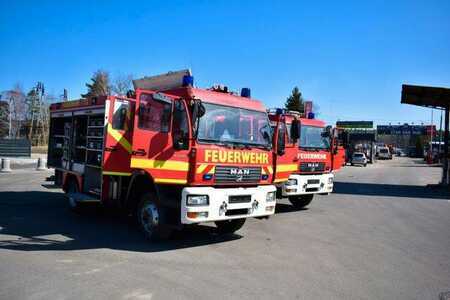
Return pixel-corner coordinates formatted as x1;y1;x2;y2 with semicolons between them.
1;158;12;173
36;157;47;171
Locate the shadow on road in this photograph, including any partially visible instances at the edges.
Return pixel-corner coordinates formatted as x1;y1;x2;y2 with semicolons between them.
0;191;241;253
333;182;450;200
275;203;309;214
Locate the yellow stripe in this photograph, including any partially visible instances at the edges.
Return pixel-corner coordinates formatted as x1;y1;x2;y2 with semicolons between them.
207;166;215;174
196;164;208;174
107;124;132;154
131;158;189;171
103;171;131;176
274;178;289;183
154;178;187;184
267;166;273;174
277;164;298;172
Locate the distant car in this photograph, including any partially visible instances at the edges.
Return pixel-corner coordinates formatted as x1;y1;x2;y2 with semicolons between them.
378;147;392;160
351;152;367;167
396;149;407;157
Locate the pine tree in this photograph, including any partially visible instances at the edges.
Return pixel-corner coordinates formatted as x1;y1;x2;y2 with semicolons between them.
285;86;304;113
81;70;111;98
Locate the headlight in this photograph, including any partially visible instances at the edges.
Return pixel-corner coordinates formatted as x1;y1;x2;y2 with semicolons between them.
286;178;297;186
186;195;209;206
328;177;333;184
266;191;276;202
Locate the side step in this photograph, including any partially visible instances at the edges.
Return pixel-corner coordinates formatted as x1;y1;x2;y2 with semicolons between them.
67;192;101;204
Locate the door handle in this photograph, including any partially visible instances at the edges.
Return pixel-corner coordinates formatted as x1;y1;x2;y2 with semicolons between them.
105;146;117;152
132;149;147;156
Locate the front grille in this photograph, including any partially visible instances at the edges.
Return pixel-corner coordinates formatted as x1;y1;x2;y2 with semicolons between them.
307;179;320;184
229;195;252;204
215;166;261;183
299;162;325;173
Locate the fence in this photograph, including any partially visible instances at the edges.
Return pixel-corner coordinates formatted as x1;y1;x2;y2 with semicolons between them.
0;139;31;157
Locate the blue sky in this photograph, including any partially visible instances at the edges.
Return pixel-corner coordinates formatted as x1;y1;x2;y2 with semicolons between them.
1;0;449;126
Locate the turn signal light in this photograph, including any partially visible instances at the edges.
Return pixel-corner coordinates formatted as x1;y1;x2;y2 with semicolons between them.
266;205;275;212
187;212;208;219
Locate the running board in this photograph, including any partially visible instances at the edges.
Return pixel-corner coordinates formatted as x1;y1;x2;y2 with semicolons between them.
67;192;101;203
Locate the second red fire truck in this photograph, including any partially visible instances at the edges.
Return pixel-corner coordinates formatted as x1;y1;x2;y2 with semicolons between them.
270;109;343;208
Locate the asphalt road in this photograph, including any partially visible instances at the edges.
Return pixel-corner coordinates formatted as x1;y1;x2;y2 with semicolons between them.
0;157;449;300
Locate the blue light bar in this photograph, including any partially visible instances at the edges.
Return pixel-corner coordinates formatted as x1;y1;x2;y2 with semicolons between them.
276;108;285;115
182;75;194;87
241;88;251;98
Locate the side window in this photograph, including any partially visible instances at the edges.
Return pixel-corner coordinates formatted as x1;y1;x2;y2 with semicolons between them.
138;93;172;132
112;100;130;130
172;100;189;149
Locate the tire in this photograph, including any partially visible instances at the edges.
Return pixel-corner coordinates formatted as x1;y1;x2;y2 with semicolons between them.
350;163;354;166
215;218;246;235
288;194;314;209
364;163;367;167
136;192;172;241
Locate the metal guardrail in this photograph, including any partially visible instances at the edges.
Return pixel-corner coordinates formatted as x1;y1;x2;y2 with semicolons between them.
0;139;31;157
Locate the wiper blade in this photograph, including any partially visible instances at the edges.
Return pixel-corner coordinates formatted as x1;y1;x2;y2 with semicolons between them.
199;138;232;148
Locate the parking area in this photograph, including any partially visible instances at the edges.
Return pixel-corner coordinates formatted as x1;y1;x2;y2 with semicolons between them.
0;157;449;299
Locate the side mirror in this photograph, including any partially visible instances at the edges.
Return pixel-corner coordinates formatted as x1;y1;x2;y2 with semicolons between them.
290;119;300;141
192;99;205;138
277;131;286;156
192;99;205;119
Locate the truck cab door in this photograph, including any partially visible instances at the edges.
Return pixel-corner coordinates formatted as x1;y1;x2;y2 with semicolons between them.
130;90;190;185
331;128;344;171
102;97;135;175
273;117;298;183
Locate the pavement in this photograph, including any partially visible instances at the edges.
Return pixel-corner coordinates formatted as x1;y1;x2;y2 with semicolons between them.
0;157;449;300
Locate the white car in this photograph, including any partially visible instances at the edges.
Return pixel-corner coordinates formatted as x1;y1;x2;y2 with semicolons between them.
378;147;392;160
351;152;367;167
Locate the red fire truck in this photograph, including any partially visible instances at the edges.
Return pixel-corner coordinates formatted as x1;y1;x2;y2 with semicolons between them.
47;70;278;240
269;109;343;208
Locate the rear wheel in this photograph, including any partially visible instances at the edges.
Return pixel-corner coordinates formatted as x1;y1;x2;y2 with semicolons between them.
136;192;172;241
215;218;246;235
288;194;314;209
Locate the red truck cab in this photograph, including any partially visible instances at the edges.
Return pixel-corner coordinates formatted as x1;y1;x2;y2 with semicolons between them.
269;109;338;208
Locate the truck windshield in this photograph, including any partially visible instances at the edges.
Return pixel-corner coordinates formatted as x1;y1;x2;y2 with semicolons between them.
197;103;272;148
300;125;330;149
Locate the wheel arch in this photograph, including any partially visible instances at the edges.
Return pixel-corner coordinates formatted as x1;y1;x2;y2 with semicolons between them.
124;169;158;214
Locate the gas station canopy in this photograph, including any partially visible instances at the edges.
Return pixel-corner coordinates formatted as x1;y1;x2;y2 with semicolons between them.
401;84;450;185
401;84;450;109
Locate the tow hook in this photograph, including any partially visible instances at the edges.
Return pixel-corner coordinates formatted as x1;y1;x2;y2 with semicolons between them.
251;200;259;212
219;201;228;216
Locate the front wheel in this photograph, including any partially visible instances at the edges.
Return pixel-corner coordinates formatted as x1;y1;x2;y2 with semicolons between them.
136;192;172;241
289;194;314;209
215;218;246;235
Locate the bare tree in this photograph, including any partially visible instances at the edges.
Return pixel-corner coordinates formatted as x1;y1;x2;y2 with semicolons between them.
111;73;133;96
5;83;27;138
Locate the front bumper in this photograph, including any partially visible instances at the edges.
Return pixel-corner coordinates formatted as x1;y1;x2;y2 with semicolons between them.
181;185;277;224
281;173;334;197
